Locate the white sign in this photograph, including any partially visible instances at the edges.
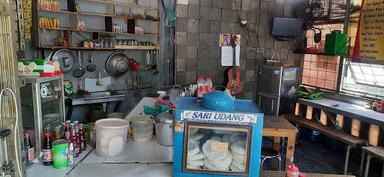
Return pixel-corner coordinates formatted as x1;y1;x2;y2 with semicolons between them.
182;111;257;124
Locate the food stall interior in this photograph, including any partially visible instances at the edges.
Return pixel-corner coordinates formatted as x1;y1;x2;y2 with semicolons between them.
0;0;383;177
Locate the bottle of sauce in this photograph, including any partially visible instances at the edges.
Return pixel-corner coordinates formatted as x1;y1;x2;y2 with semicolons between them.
79;123;86;151
42;128;53;166
24;131;35;164
286;163;299;177
71;124;80;158
75;124;82;154
64;122;71;140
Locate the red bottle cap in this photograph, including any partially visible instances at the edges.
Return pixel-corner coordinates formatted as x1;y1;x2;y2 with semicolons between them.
287;164;299;172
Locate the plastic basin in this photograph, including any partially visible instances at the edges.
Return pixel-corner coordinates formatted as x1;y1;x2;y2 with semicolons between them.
95;118;129;157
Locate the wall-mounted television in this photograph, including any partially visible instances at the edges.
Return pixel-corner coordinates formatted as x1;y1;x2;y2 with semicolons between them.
271;18;304;38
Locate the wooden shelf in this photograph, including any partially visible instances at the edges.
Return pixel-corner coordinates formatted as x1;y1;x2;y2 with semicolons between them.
38;27;158;37
82;0;158;10
38;9;115;17
114;15;160;21
115;45;159;50
39;9;159;21
39;45;159;50
295;51;347;57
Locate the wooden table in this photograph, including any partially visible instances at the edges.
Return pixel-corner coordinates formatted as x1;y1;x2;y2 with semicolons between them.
261;171;355;177
263;116;298;169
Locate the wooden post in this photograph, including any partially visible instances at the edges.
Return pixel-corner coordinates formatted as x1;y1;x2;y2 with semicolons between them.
351;119;361;137
295;102;300;116
320;110;327;125
369;124;380;146
306;106;313;120
336;114;344;128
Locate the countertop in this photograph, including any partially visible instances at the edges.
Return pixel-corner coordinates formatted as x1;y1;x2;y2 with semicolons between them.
66;92;126;105
26;146;93;177
299;98;384;125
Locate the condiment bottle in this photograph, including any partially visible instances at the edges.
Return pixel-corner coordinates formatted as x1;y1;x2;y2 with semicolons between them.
42;128;53;166
286;163;300;177
79;123;86;151
64;121;71;140
24;131;35;164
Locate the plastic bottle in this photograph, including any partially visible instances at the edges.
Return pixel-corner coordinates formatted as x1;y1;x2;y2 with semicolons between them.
286;163;300;177
68;142;74;166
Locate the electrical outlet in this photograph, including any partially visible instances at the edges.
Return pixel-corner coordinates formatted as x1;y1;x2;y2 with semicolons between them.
257;48;266;54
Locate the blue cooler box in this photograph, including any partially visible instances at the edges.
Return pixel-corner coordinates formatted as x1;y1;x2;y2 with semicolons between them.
174;97;264;177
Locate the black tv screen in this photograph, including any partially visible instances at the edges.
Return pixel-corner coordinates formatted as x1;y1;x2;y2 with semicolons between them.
271;18;304;38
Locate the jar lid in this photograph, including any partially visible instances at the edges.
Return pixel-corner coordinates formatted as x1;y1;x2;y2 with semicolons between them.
155;112;174;124
131;116;152;124
202;91;234;111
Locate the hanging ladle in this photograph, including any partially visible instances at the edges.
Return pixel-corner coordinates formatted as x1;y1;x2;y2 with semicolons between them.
86;54;97;72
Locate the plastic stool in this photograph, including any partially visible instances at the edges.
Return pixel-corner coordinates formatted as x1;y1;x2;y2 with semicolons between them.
260;147;282;171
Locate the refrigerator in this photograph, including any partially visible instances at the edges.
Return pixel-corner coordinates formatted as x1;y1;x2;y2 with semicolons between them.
257;65;299;115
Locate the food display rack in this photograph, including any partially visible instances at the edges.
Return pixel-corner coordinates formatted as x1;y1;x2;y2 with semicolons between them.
174;97;264;177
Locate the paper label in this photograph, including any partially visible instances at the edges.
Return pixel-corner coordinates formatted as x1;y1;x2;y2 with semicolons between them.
174;122;184;132
182;111;257;124
211;142;229;152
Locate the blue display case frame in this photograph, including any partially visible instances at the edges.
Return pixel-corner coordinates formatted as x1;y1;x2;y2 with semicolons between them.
174;97;264;177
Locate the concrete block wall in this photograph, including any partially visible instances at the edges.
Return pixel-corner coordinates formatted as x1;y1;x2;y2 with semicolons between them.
175;0;304;99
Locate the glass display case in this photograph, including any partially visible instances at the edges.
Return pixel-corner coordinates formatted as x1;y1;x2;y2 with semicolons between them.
20;75;65;156
184;123;251;175
174;97;263;177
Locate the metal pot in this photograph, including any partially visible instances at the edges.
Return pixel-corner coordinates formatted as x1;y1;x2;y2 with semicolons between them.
105;52;129;77
154;112;174;146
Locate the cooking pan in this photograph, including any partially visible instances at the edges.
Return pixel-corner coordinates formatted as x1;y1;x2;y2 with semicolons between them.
50;49;75;73
105;52;129;77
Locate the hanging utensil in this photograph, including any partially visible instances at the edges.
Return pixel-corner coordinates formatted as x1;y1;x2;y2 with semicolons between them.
73;51;86;78
50;49;75;73
105;52;129;77
86;54;97;72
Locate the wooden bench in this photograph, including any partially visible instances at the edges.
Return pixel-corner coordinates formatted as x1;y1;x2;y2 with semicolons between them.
362;146;384;177
284;114;367;175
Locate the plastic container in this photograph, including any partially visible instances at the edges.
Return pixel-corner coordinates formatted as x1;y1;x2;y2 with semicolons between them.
96;118;129;157
52;140;68;169
325;30;347;55
130;116;153;142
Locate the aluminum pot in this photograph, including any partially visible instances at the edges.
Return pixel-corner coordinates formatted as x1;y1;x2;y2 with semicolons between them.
154;112;174;146
105;52;129;77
